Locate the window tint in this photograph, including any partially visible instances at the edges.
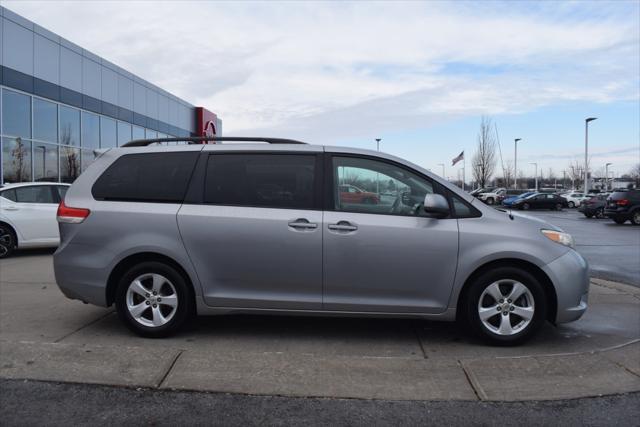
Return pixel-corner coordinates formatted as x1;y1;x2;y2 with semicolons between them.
1;189;17;202
14;186;55;203
333;156;434;216
204;154;316;209
92;152;199;203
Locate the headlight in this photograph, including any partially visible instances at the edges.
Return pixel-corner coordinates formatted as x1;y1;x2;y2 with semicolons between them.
541;229;575;249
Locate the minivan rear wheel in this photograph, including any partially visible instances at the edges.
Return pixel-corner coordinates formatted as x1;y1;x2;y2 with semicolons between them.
463;267;546;346
115;261;193;338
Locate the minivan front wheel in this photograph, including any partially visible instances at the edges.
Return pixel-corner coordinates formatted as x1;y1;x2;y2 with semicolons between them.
115;261;193;338
464;267;546;345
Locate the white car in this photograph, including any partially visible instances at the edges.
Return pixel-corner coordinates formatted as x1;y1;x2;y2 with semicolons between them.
0;182;70;258
476;187;506;205
562;192;590;208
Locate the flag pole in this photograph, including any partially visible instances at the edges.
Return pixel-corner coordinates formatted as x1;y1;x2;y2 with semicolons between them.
462;154;466;192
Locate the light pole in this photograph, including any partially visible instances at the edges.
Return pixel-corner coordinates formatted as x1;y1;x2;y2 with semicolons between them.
584;117;597;192
530;162;538;191
514;138;522;189
375;138;381;194
605;162;612;191
438;163;445;178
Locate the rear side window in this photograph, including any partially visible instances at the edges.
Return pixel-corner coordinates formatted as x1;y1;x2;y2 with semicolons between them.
11;186;56;203
92;152;198;203
204;154;317;209
1;189;17;202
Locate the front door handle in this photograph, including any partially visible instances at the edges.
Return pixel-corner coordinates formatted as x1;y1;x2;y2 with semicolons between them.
288;219;318;230
2;206;19;211
328;221;358;232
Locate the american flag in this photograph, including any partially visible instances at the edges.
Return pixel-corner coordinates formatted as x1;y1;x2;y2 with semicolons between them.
451;151;464;166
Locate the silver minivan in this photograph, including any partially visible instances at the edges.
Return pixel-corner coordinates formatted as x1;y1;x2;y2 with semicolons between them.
53;137;589;345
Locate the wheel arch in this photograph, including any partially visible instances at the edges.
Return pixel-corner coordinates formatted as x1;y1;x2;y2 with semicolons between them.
106;252;195;307
456;258;557;324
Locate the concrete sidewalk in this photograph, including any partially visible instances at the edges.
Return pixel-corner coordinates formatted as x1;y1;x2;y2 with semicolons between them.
0;254;639;401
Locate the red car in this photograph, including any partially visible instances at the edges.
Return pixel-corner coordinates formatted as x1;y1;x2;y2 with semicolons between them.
339;185;380;204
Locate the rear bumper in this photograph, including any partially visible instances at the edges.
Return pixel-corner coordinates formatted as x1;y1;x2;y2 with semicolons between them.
53;242;112;307
604;208;630;219
542;249;590;324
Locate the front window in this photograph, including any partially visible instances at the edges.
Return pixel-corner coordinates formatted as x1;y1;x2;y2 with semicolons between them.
12;186;56;204
332;156;435;216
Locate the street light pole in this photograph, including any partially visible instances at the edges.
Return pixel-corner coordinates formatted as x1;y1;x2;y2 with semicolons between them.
438;163;445;178
375;138;381;195
584;118;597;193
605;162;612;191
530;163;538;191
514;138;522;189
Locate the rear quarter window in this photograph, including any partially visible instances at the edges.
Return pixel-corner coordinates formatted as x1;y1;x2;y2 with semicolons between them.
92;152;199;203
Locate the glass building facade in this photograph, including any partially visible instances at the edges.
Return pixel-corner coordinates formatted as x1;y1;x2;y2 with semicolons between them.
0;6;221;185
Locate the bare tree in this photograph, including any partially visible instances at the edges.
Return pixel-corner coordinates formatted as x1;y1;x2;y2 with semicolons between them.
503;159;514;189
471;117;497;188
567;159;585;189
630;163;640;187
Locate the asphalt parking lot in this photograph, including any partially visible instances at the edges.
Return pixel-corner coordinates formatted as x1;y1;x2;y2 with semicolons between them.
1;211;639;424
515;208;640;287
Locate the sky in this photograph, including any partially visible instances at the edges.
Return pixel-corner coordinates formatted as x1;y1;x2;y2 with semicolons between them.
4;0;639;180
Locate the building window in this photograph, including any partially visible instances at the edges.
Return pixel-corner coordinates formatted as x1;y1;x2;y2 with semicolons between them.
2;89;31;138
132;125;145;141
33;98;58;143
101;117;117;148
33;142;59;182
145;129;158;139
60;146;80;183
81;112;100;149
117;122;132;146
59;106;80;147
2;137;32;183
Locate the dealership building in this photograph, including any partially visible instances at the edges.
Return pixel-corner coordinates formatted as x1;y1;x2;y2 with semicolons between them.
0;6;221;185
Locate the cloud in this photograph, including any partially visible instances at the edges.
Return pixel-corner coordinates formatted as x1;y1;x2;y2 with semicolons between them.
4;0;639;142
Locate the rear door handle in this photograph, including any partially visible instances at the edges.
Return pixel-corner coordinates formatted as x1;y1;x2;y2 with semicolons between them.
328;221;358;232
288;219;318;230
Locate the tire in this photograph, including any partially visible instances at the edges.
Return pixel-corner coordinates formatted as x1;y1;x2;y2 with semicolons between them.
595;208;605;219
585;213;593;218
463;267;547;346
486;198;495;205
568;201;575;208
632;211;640;226
613;217;626;225
554;203;563;211
522;203;530;210
115;261;194;338
0;224;16;259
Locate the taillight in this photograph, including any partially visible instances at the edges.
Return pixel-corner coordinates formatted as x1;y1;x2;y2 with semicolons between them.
616;199;630;206
57;201;90;224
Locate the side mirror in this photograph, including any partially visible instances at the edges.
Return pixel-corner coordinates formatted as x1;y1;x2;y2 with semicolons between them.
423;194;450;218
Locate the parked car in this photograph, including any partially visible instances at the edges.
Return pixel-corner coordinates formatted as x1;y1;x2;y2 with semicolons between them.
578;194;609;219
0;182;71;258
604;189;640;225
339;184;380;204
561;192;590;208
476;188;506;205
470;187;494;196
502;192;537;207
53;137;589;346
511;193;568;210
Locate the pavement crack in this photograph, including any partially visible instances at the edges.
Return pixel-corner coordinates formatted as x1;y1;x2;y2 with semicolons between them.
459;360;485;401
413;327;428;359
53;310;114;343
157;350;183;389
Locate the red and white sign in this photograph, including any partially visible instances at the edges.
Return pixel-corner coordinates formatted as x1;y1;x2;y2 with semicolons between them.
195;107;218;141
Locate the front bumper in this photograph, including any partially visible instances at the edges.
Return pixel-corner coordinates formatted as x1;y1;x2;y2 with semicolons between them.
542;249;590;324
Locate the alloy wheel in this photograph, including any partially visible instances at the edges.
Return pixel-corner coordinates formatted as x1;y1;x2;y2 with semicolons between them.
126;273;178;327
477;280;535;336
0;228;14;258
633;211;640;225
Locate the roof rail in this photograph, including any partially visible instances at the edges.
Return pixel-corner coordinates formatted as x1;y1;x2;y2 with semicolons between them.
121;136;307;147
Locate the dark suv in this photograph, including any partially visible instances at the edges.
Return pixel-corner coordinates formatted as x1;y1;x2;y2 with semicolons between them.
604;189;640;225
